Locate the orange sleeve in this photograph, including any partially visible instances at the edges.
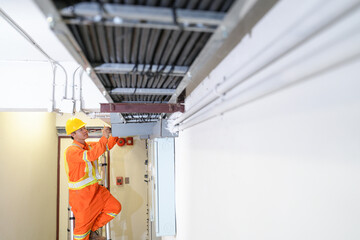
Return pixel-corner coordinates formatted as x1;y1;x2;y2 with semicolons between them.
66;147;84;164
68;137;108;163
107;136;119;150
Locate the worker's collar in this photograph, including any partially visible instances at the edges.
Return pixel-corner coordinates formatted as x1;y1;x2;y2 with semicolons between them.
72;140;88;149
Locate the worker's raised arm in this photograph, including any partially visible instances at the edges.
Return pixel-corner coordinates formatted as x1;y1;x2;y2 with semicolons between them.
84;136;109;161
65;118;119;163
102;126;119;150
84;126;116;161
107;136;119;150
66;136;108;163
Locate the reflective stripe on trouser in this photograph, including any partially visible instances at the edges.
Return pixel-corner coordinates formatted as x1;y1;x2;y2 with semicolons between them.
74;230;91;240
70;185;122;240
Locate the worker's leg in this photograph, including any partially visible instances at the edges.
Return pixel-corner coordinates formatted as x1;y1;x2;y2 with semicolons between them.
72;209;97;240
73;229;91;240
91;186;122;231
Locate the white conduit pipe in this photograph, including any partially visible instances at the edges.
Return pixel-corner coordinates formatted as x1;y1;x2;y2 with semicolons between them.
0;8;53;61
177;31;360;131
0;8;68;112
57;63;69;100
173;0;360;130
0;8;56;112
50;62;57;111
79;68;86;113
70;65;83;112
72;66;81;101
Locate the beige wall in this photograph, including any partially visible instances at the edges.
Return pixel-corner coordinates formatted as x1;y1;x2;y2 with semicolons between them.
109;137;148;240
59;137;72;240
56;112;110;127
0;112;58;240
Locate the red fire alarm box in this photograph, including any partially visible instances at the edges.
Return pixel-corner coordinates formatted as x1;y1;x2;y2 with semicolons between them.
117;138;126;146
126;137;133;145
116;177;123;185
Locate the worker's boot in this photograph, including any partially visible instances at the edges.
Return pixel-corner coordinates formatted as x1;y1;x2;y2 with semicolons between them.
89;230;106;240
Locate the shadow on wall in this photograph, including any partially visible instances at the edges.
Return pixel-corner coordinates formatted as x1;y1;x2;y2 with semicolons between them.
113;186;144;239
109;138;148;240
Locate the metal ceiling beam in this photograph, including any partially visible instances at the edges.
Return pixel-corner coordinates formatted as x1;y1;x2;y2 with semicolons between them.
110;88;175;95
64;18;217;33
61;3;224;32
101;103;184;113
120;101;164;103
110;119;178;137
124;119;159;123
168;0;280;103
106;4;223;25
95;63;188;76
111;122;156;137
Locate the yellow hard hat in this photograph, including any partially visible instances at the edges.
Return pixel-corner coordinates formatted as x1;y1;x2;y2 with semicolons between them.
65;118;86;135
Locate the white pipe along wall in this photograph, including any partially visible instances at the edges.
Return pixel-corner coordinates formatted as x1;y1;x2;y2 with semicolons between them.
169;0;360;240
174;0;360;131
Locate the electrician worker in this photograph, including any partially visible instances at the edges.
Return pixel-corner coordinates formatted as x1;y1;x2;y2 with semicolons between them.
65;117;121;240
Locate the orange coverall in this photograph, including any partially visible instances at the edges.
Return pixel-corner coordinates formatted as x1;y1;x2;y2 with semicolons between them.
65;136;121;240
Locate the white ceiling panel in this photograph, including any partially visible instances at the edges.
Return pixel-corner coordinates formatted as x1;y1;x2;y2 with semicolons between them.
0;0;74;61
0;0;107;112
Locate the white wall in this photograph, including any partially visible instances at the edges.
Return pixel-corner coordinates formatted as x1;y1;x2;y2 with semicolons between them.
171;0;360;239
174;61;360;240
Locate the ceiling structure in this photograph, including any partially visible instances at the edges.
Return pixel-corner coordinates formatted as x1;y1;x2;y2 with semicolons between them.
0;0;110;112
31;0;237;135
1;0;276;136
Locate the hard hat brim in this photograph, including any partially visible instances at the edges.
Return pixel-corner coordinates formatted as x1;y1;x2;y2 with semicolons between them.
67;123;86;135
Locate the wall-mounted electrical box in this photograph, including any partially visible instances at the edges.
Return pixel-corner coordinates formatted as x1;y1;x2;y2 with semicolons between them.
117;137;134;146
149;138;176;237
116;177;123;185
117;138;126;146
126;137;134;145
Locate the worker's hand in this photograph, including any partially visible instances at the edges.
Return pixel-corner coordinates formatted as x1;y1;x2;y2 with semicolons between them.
102;126;111;139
